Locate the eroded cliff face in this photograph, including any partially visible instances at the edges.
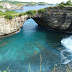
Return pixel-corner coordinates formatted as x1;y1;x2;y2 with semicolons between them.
0;15;28;36
32;7;72;33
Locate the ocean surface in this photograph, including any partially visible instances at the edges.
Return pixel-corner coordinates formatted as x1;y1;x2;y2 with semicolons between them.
13;5;55;13
0;5;72;72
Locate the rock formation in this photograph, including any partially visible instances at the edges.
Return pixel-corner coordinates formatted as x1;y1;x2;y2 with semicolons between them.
0;15;28;36
32;7;72;33
0;7;72;37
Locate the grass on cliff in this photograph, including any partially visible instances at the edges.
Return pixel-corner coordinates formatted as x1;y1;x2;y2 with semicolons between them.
4;14;13;19
4;10;37;19
0;5;3;9
18;12;26;17
58;4;65;8
0;55;71;72
3;11;18;19
18;10;37;17
4;8;46;19
38;8;46;13
56;0;72;8
25;10;37;15
0;10;17;16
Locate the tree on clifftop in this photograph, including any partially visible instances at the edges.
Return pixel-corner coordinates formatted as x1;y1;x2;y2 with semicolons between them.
66;0;71;5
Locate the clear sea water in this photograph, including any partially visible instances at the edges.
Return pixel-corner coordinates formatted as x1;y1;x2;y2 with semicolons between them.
0;5;72;72
13;5;55;13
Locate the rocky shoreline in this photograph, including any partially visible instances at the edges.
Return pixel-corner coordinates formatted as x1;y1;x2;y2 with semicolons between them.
0;2;23;11
0;7;72;37
0;26;21;38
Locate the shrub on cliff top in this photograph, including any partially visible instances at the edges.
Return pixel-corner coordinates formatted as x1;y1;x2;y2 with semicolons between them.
38;8;46;13
4;14;13;19
65;0;71;5
5;10;10;12
57;0;72;7
48;6;53;9
25;10;37;15
0;10;2;12
6;10;17;15
0;5;3;9
58;4;64;8
19;12;26;17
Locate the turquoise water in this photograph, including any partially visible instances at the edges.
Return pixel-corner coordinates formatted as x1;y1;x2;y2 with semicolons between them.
0;5;72;72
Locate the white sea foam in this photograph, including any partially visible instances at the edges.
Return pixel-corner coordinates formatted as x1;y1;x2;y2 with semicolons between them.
63;59;71;64
61;36;72;52
61;36;72;64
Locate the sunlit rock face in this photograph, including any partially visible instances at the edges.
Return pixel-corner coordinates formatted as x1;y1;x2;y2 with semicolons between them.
32;7;72;33
0;15;29;36
0;2;23;10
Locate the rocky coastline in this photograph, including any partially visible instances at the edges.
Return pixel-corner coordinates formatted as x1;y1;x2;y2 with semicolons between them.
0;2;23;11
0;7;72;37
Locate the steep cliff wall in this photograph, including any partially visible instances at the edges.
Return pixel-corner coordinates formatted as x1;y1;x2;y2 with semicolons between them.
32;7;72;33
0;15;28;36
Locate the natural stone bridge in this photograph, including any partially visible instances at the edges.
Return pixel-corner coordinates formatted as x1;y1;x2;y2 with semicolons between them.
33;7;72;33
0;7;72;37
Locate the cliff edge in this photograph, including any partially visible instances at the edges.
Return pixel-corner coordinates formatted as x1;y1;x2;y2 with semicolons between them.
0;15;28;36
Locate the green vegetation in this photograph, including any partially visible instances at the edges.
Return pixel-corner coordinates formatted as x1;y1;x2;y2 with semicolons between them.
0;5;3;8
4;14;13;19
58;4;64;8
65;0;72;5
18;12;26;17
38;9;46;13
0;10;2;12
25;10;37;15
2;8;46;19
37;2;47;5
0;10;17;16
57;0;72;8
28;2;37;6
0;12;6;16
5;11;17;15
48;6;53;9
0;10;18;19
3;10;37;19
18;10;37;17
5;10;10;12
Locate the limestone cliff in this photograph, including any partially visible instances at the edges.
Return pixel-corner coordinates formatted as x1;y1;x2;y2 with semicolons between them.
0;15;28;36
32;7;72;33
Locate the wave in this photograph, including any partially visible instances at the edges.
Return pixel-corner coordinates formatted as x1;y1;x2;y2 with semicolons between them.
61;36;72;52
61;36;72;64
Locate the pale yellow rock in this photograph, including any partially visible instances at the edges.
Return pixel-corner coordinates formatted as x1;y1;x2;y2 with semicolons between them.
0;15;29;36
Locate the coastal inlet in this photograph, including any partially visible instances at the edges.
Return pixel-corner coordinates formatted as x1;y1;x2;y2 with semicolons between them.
0;5;72;72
